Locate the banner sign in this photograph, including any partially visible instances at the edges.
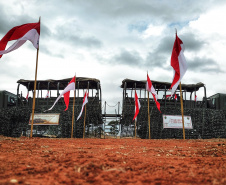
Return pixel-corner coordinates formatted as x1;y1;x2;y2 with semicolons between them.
163;114;193;129
29;113;60;125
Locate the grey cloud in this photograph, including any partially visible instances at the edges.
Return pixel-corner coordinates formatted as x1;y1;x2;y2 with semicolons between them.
156;36;175;54
111;49;144;66
78;0;205;21
40;23;51;39
54;25;102;49
188;57;224;73
143;37;173;69
37;0;217;27
66;34;102;48
179;32;206;52
145;52;167;68
40;45;64;59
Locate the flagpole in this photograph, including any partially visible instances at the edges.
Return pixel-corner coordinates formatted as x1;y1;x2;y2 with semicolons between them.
71;75;76;138
147;90;151;139
83;104;87;139
30;17;40;138
135;119;137;139
179;82;185;139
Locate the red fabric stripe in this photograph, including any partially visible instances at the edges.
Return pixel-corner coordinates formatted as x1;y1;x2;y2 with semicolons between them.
152;93;161;113
133;91;140;121
169;34;183;90
147;74;152;89
82;91;88;104
64;91;70;111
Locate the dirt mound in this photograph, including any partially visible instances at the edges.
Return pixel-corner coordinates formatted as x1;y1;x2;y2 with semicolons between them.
0;136;225;184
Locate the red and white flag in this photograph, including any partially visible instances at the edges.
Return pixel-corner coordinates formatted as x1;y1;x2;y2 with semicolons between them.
77;90;88;121
146;74;161;112
133;90;141;121
45;90;50;98
47;76;75;111
26;91;29;101
0;21;40;58
169;34;187;95
195;95;197;102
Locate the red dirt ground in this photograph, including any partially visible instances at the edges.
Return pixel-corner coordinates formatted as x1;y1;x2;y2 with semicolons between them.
0;136;225;185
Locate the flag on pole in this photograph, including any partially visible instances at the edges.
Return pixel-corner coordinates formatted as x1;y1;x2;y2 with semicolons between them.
47;76;75;111
169;33;188;95
146;74;161;112
195;95;197;102
26;91;29;101
77;90;88;121
0;21;40;58
133;90;141;121
45;90;50;98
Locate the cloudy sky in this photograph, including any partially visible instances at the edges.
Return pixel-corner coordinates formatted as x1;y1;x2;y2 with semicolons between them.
0;0;226;113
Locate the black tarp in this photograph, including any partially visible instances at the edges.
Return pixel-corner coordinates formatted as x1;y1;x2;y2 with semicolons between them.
121;78;205;92
17;77;100;91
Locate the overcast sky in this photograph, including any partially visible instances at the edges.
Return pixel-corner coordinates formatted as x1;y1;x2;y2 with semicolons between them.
0;0;226;113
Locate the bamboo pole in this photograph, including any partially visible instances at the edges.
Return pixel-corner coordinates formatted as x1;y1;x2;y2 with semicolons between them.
179;82;185;139
30;17;40;138
83;104;87;139
147;91;151;139
135;119;137;139
71;75;76;138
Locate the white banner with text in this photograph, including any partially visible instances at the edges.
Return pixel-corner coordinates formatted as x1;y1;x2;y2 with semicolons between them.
29;113;60;125
163;115;193;129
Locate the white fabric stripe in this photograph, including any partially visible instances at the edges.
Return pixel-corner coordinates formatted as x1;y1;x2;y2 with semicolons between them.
146;82;151;92
45;91;49;98
77;94;88;121
138;98;141;109
151;86;158;99
178;45;187;78
0;29;39;55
